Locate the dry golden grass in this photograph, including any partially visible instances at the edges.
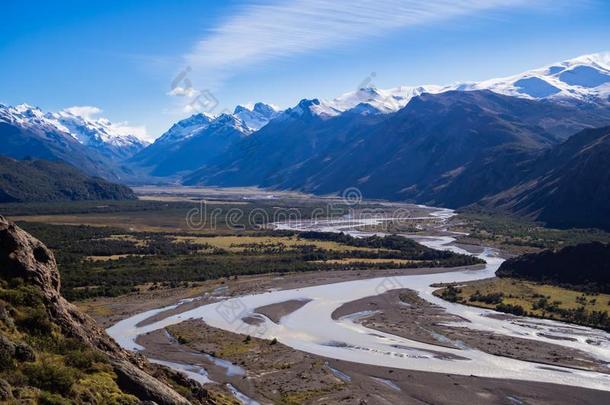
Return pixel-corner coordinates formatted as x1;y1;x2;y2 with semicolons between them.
10;214;175;232
85;254;144;262
458;278;610;315
75;301;114;318
172;235;381;253
313;258;416;265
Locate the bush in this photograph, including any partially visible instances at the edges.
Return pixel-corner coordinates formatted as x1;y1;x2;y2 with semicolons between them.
15;307;54;336
0;285;44;307
0;335;15;371
38;391;71;405
495;303;526;316
65;349;106;370
24;360;79;396
440;285;461;302
14;342;36;362
469;290;504;305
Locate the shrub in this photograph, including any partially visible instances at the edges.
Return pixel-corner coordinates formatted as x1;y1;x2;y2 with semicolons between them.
38;391;71;405
469;290;504;305
14;342;36;362
495;303;526;316
15;307;54;336
440;285;461;302
65;349;106;370
0;335;15;371
24;360;79;396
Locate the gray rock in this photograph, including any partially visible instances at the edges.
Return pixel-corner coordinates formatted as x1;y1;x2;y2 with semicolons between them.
0;216;196;405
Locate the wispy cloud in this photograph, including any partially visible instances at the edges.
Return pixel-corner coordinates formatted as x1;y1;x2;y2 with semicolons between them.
64;106;102;120
184;0;541;87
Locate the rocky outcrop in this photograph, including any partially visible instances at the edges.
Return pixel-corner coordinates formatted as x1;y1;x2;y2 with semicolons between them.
0;215;194;404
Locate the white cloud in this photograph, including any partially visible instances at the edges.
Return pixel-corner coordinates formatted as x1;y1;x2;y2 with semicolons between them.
108;121;151;141
185;0;541;84
63;105;102;120
167;86;200;97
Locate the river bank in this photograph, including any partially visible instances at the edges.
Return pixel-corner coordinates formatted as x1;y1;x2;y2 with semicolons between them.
101;207;610;403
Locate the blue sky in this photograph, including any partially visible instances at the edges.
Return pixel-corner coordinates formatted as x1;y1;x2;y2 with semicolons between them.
1;0;609;140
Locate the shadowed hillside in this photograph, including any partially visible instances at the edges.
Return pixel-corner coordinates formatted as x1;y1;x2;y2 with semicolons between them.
0;157;137;203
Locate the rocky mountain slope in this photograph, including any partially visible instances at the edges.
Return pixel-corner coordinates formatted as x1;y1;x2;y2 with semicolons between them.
138;52;610;179
146;114;251;177
128;113;215;171
0;157;137;203
0;216;218;404
185;91;610;206
480;126;610;230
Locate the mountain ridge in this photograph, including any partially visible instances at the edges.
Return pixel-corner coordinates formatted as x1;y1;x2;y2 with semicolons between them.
185;90;610;203
479;125;610;230
0;156;137;203
0;104;148;161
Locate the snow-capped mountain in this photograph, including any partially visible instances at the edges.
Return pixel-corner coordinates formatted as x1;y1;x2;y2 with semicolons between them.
142;101;276;155
233;102;279;131
208;112;252;135
129;111;252;176
139;52;610;179
0;104;73;139
275;98;340;120
458;52;610;103
0;104;148;160
151;112;215;147
49;110;148;160
0;104;135;180
325;85;447;115
304;52;610;118
154;52;609;143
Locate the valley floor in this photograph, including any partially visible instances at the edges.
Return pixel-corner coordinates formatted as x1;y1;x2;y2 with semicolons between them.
82;266;610;405
4;188;610;404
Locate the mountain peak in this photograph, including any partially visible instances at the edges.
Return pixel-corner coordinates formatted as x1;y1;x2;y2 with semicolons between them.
563;51;610;70
153;112;215;147
253;101;278;115
46;109;148;156
178;112;215;127
233;102;279;131
212;113;251;134
233;104;251;114
316;52;610;117
461;51;610;104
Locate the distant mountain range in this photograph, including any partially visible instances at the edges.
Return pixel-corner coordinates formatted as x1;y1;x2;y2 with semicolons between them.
294;52;610;116
127;103;277;176
1;52;610;229
0;104;148;181
132;51;610;183
0;156;136;203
